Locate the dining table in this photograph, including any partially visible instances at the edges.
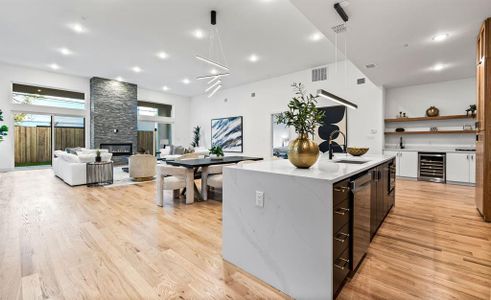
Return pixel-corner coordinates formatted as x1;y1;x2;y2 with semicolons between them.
156;156;263;205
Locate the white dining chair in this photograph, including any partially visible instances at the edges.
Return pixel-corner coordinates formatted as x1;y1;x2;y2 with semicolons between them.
156;165;191;206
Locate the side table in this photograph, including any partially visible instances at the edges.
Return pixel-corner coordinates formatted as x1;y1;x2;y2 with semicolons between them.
86;161;114;186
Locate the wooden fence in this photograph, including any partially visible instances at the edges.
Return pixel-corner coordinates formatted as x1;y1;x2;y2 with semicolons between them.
14;126;85;165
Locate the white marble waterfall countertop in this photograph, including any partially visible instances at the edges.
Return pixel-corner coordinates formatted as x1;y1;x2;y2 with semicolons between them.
228;154;395;183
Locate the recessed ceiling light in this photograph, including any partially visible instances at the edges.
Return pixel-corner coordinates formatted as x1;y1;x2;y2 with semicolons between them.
37;89;42;93
132;66;142;73
182;78;191;84
157;52;168;59
432;33;449;42
248;54;259;63
210;69;218;75
310;32;324;42
162;86;170;91
68;23;86;34
193;29;205;39
58;47;73;56
115;76;124;82
49;63;60;70
432;63;446;71
365;63;376;69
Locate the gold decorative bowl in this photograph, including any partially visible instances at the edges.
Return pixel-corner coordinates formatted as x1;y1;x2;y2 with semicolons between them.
347;147;369;156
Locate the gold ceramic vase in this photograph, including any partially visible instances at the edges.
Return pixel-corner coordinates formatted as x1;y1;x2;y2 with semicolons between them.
288;133;320;169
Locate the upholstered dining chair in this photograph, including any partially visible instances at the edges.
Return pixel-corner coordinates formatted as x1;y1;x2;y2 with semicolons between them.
155;165;189;206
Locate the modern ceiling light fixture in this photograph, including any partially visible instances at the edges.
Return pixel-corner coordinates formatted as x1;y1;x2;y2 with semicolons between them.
68;23;86;34
205;79;221;92
196;73;230;80
157;51;168;59
208;84;222;98
196;10;231;97
248;54;259;63
432;63;446;71
49;63;60;70
317;89;358;109
132;66;142;73
59;47;73;56
432;33;449;42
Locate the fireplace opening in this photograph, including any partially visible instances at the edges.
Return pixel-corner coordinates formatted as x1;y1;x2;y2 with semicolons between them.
99;143;133;156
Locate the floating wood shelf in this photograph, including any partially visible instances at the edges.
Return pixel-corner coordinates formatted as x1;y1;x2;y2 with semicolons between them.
384;114;475;123
384;130;477;135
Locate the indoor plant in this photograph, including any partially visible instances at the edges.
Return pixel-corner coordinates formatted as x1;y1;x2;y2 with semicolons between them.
209;145;224;159
0;110;7;142
191;125;201;148
275;83;325;168
95;149;102;163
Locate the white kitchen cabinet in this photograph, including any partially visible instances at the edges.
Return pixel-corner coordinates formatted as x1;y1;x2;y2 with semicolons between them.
399;151;418;178
383;150;417;178
446;153;476;184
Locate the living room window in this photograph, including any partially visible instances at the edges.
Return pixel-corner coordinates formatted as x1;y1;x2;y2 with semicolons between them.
12;83;85;110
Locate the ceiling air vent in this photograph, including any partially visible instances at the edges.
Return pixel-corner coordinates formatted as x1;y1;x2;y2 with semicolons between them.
357;78;366;85
312;67;327;82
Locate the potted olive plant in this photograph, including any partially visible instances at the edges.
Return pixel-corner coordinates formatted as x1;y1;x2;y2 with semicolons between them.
275;83;325;168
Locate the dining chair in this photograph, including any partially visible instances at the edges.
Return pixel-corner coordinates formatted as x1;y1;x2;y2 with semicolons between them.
156;165;189;205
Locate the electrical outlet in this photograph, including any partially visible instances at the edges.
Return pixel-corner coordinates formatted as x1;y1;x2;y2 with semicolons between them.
255;191;264;208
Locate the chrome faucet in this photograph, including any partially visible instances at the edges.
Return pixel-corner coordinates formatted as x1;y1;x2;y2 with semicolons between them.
329;130;347;160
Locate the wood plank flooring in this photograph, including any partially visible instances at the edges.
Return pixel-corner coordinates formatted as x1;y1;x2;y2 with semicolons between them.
0;170;490;299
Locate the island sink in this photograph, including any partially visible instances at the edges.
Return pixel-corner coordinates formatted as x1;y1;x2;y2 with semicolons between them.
334;159;369;164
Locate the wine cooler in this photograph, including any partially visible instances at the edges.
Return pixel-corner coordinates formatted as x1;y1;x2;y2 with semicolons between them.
418;152;446;183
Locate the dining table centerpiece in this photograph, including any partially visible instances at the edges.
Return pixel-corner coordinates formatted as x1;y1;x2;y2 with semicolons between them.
275;83;325;168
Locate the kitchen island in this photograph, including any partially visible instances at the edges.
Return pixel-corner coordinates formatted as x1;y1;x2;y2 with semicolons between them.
222;154;396;300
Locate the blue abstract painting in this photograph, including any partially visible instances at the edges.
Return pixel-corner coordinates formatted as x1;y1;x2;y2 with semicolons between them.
211;116;243;152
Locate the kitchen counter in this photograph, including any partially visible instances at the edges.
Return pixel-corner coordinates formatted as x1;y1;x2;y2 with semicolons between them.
222;154;396;299
384;147;475;153
230;154;395;182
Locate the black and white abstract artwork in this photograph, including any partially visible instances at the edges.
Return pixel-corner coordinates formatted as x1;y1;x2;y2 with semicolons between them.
211;116;243;152
314;106;348;153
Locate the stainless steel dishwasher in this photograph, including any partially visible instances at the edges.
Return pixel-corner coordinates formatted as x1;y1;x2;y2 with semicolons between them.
351;172;372;274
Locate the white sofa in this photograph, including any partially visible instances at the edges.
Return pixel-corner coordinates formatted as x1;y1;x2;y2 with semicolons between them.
53;149;112;186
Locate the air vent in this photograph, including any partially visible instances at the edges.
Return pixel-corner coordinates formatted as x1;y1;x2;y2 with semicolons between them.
357;78;366;85
331;24;347;34
312;67;327;82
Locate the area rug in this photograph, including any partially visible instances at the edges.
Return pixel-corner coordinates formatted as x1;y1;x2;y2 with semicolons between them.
105;165;155;188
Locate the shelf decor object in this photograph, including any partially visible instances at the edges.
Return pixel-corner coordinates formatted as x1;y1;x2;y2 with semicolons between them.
385;114;475;123
385;130;476;135
426;106;440;117
276;83;324;168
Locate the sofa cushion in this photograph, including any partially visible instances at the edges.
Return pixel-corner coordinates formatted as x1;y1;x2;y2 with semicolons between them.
77;153;95;163
101;153;113;162
61;152;81;163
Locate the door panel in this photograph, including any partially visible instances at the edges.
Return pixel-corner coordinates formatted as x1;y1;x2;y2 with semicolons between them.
399;152;418;178
446;153;470;183
469;154;476;184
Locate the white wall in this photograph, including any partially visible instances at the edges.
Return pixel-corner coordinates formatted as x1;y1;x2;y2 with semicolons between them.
190;60;385;158
0;62;90;171
385;78;476;148
137;88;191;147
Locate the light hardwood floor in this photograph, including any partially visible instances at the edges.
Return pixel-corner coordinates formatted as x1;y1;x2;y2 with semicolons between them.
0;170;490;299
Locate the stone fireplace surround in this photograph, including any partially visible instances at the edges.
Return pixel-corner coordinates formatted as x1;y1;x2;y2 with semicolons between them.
90;77;137;164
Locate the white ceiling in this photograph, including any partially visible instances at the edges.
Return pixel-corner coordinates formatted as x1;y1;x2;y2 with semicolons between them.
291;0;491;88
0;0;340;97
